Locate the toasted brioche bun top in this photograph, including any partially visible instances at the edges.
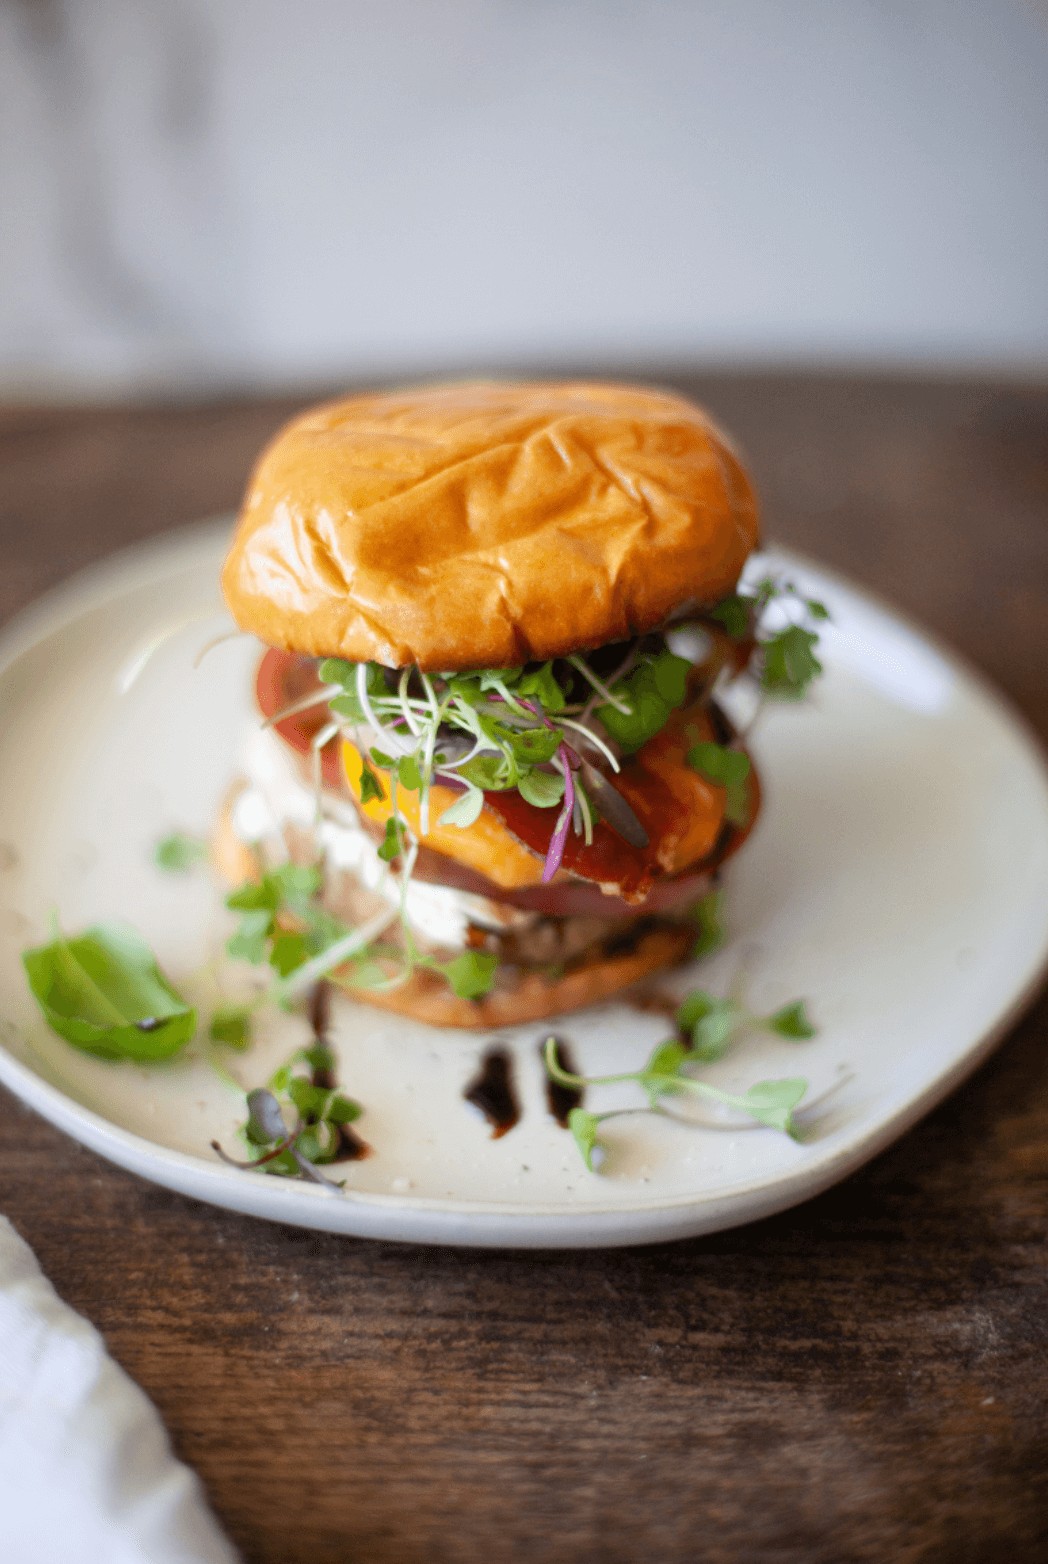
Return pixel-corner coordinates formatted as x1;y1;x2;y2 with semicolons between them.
221;380;759;671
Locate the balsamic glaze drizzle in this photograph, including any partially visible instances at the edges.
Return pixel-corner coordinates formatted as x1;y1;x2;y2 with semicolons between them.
463;1047;521;1139
542;1036;584;1127
308;979;371;1162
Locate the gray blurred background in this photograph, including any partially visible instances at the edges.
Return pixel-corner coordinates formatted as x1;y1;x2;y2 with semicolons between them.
2;0;1047;395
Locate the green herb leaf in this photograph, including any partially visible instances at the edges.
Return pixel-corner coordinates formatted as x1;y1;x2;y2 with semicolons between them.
709;594;753;640
517;768;566;809
22;923;196;1061
676;989;740;1062
761;625;823;698
567;1108;606;1172
730;1077;808;1136
397;753;422;791
460;752;511;791
517;661;566;714
377;818;401;863
442;950;498;1000
438;788;485;829
154;832;207;873
358;759;384;804
226;908;274;964
691;888;725;958
765;1000;817;1040
209;1003;253;1050
507;727;562;765
318;658;357;688
597;649;691;754
686;741;752;825
268;930;311;977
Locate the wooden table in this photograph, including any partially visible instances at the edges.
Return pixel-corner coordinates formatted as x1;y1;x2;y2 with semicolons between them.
1;374;1047;1563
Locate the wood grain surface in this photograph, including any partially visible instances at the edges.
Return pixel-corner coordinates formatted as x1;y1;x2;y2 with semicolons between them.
1;374;1046;1564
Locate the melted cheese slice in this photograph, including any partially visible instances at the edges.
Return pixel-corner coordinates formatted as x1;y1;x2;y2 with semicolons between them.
342;741;545;889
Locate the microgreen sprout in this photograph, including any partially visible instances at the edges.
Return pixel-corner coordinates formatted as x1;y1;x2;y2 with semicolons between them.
211;1041;365;1189
543;986;817;1173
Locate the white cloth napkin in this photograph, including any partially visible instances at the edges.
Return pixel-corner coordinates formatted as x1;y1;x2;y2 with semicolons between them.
0;1215;238;1564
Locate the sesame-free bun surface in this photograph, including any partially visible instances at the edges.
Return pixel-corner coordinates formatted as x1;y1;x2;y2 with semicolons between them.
222;380;759;671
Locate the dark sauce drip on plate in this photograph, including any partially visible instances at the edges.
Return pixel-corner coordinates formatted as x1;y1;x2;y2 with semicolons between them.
542;1036;584;1127
463;1047;520;1139
308;980;370;1162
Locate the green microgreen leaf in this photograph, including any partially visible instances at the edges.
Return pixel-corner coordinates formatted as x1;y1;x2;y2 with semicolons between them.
676;989;740;1061
22;923;196;1062
377;818;401;863
597;649;691;754
226;908;275;964
358;759;384;804
442;950;498;1000
209;1003;253;1050
765;1000;817;1039
460;751;510;791
268;930;311;977
438;787;485;828
318;658;357;688
517;769;566;809
709;594;753;640
567;1108;606;1172
397;753;422;791
686;741;752;826
715;1077;808;1137
691;888;725;958
154;832;207;873
761;625;823;698
517;661;566;714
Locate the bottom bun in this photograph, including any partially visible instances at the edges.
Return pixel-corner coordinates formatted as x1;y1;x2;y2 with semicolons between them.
212;789;695;1030
333;923;694;1030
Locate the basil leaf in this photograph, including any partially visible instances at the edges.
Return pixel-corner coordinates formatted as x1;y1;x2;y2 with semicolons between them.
22;923;196;1062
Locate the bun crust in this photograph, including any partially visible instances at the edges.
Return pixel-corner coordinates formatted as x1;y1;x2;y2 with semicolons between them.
222;380;759;670
339;924;693;1031
211;792;692;1030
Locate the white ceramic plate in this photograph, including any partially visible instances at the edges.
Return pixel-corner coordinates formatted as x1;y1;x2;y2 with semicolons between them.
0;521;1046;1248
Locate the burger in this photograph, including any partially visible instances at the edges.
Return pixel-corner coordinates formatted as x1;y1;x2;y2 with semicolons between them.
215;380;775;1029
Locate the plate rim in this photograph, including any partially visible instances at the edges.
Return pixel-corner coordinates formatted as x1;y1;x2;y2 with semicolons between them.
1;519;1047;1248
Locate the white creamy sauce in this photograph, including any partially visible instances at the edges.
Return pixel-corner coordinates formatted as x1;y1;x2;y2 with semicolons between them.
231;726;534;952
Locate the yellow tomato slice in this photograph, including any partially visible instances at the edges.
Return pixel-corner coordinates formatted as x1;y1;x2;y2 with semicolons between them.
341;741;546;889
